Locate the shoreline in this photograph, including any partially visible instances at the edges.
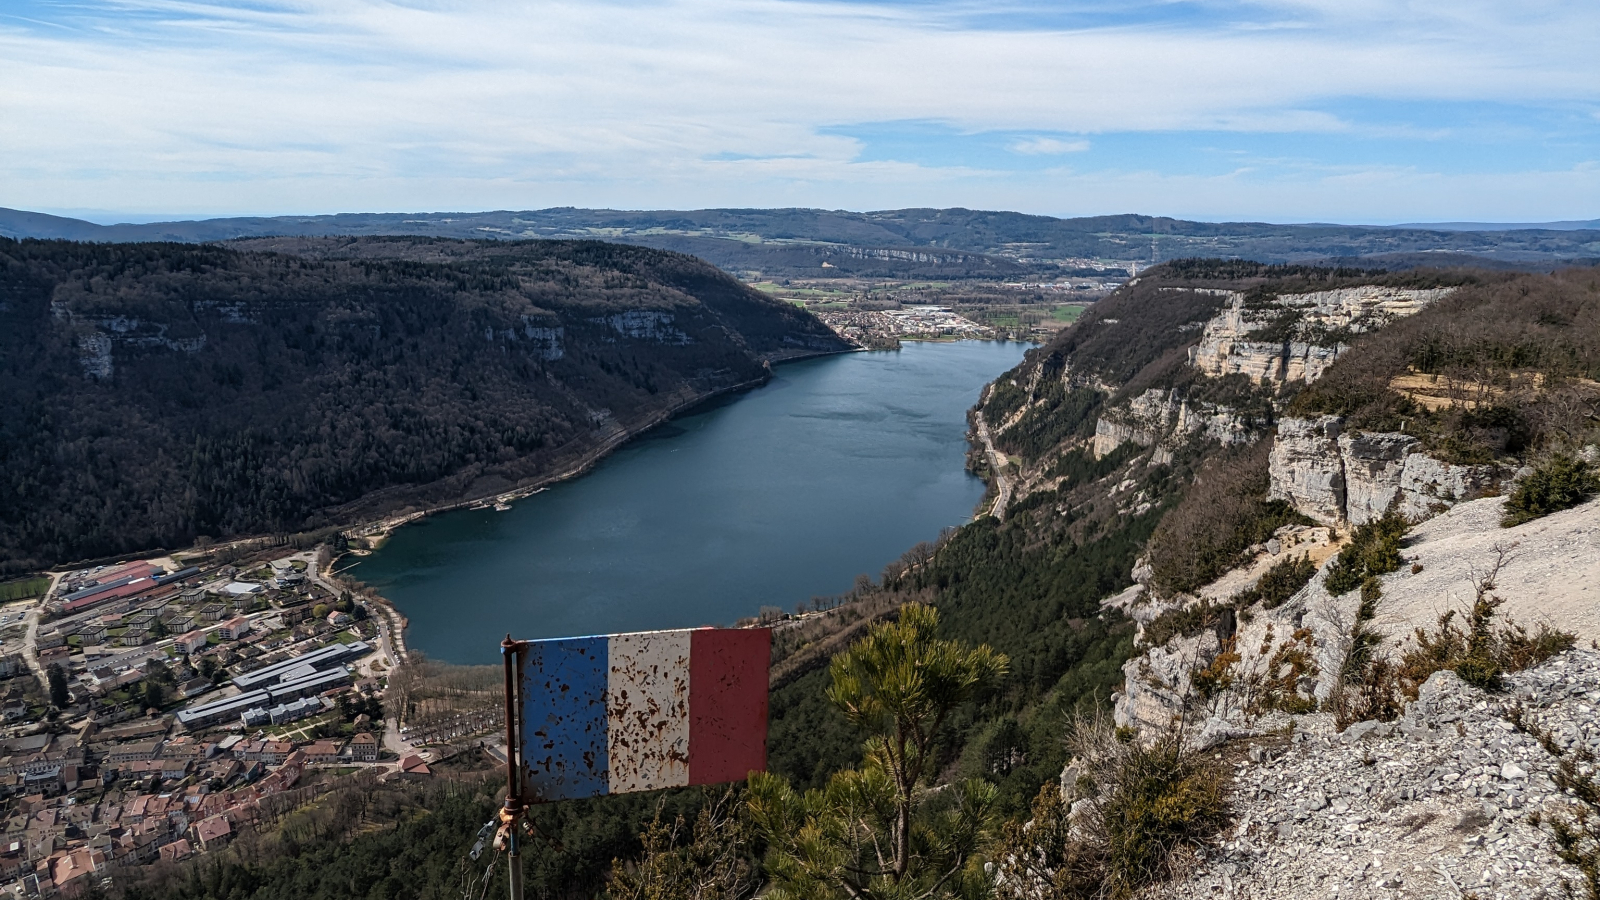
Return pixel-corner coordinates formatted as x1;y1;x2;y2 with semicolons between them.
324;347;861;652
339;347;857;552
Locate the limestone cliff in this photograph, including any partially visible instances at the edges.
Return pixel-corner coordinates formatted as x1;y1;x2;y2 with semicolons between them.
1190;286;1453;386
1268;415;1502;526
1089;388;1254;463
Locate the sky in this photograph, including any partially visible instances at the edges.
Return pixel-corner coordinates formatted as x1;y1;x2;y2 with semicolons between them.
3;0;1599;224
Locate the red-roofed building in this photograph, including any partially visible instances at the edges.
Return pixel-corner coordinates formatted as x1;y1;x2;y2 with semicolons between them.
49;847;107;897
398;754;432;777
194;815;232;851
157;839;193;864
217;618;252;641
302;740;342;765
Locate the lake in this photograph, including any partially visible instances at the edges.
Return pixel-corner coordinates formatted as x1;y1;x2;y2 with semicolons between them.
350;340;1029;664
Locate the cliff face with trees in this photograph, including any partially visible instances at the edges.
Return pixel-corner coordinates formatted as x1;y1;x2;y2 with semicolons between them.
0;236;848;572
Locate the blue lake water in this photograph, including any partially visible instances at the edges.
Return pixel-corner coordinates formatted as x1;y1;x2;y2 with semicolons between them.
350;340;1028;664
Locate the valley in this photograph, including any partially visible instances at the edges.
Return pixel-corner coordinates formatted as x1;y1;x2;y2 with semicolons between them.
1;246;1597;900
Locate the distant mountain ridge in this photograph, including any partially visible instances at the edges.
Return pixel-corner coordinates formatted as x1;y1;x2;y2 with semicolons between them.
4;206;1598;279
1383;218;1600;231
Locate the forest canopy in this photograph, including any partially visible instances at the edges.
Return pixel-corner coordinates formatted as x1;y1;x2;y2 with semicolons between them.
0;237;848;573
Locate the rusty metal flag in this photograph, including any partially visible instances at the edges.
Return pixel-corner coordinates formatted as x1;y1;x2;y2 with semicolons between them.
516;627;770;802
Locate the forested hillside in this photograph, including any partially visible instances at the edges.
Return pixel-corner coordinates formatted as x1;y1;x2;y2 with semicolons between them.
0;237;848;573
115;261;1600;899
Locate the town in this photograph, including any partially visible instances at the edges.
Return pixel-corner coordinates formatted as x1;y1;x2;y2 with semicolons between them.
810;305;995;347
0;546;456;897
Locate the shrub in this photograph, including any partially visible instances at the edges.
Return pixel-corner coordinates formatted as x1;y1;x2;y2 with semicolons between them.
1137;600;1232;653
1233;555;1317;610
605;790;756;900
1502;453;1600;526
993;719;1228;900
1146;442;1312;596
1097;737;1226;897
1332;566;1401;728
1190;638;1240;701
1506;707;1600;900
1324;511;1408;596
1399;549;1575;696
1248;625;1319;715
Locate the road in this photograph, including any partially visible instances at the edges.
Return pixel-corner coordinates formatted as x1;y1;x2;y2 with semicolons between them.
303;547;423;763
301;550;408;669
973;400;1013;521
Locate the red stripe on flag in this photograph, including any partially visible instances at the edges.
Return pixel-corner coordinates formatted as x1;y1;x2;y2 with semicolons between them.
688;627;770;786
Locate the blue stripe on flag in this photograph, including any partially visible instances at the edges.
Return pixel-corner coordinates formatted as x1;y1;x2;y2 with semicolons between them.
521;635;609;801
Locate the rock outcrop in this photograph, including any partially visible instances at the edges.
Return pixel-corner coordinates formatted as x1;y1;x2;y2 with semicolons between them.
1268;416;1500;526
1166;656;1600;899
1107;495;1600;897
1090;282;1452;468
1114;494;1600;735
1090;388;1256;461
1190;286;1453;386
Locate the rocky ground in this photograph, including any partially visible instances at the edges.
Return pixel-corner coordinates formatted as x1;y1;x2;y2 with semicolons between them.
1376;495;1600;653
1168;650;1600;900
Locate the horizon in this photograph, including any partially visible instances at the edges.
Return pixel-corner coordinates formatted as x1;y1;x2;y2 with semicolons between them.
13;204;1599;232
4;1;1600;224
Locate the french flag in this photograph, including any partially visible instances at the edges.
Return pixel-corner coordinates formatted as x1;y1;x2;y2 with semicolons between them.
518;627;770;801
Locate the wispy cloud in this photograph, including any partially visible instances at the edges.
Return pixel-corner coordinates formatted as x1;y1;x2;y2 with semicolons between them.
1010;138;1090;155
2;0;1598;220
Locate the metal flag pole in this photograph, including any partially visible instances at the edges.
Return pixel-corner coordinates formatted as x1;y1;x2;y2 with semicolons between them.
501;635;525;900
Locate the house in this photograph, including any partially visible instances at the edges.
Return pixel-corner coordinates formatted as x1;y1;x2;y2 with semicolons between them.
193;815;232;851
36;631;65;650
326;611;353;627
175;631;208;654
217;617;251;641
157;839;193;864
49;847;107;897
232;740;293;764
0;655;23;678
38;646;71;668
398;754;432;777
120;626;151;647
106;740;163;765
349;733;378;762
76;624;107;645
199;604;225;622
197;757;242;785
60;765;87;792
301;739;340;765
177;676;212;699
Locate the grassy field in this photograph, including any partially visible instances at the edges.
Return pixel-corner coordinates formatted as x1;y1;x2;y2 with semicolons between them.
1051;304;1088;323
0;577;49;603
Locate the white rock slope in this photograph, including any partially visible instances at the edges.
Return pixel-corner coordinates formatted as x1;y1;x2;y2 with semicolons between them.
1168;654;1600;900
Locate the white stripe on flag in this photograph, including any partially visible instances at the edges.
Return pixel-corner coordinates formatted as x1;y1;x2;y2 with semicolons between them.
606;629;692;792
